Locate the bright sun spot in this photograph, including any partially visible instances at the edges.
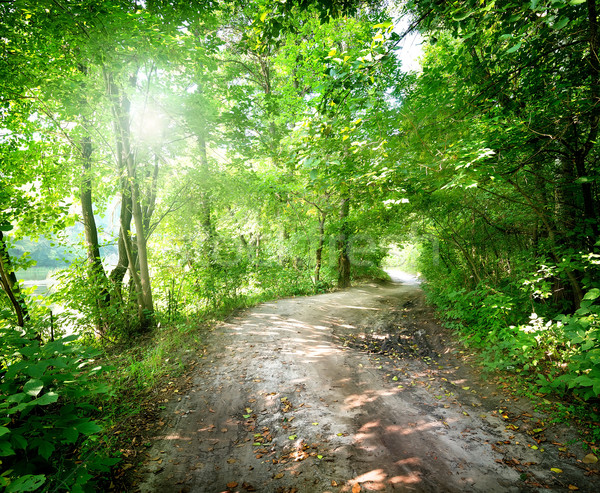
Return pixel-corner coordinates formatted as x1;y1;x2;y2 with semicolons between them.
131;103;166;141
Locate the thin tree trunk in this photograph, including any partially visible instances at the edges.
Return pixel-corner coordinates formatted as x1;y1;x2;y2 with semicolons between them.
337;198;351;289
314;213;326;283
123;119;155;331
143;153;160;234
0;231;26;327
507;176;584;308
106;72;132;295
106;70;154;331
80;134;110;333
197;130;214;257
110;180;132;294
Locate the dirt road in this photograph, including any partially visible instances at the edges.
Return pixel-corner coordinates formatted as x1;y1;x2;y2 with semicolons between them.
138;273;599;492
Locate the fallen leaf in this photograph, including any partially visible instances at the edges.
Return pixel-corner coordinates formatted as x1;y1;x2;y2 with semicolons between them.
462;386;470;390
221;428;228;433
568;485;579;490
227;458;236;464
550;468;563;473
312;422;319;426
226;481;238;488
274;472;284;479
289;435;297;440
331;480;338;487
242;482;257;491
352;483;361;493
583;453;598;464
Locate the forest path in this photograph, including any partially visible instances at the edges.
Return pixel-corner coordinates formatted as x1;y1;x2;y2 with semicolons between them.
138;273;597;492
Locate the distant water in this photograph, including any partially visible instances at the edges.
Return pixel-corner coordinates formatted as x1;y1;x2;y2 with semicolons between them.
22;279;54;297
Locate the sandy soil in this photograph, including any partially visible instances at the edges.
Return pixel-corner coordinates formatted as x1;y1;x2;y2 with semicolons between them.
137;273;599;492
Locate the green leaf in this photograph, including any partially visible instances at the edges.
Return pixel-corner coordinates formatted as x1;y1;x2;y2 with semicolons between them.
25;362;50;379
554;17;569;30
6;394;26;404
0;427;10;437
23;379;43;397
37;440;55;460
453;11;471;21
5;474;46;493
33;392;58;406
74;420;102;435
0;441;15;457
506;42;522;54
62;427;79;444
583;288;600;301
11;433;28;450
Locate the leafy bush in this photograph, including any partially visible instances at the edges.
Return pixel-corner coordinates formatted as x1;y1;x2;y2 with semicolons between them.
551;289;600;399
49;258;140;340
0;328;117;492
423;271;600;402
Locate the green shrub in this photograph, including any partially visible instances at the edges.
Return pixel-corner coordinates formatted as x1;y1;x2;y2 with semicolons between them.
0;328;117;492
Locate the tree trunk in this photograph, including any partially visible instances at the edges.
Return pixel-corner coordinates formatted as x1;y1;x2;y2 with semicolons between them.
143;153;160;234
0;230;27;327
337;198;351;289
197;130;215;256
574;152;599;243
107;73;132;296
123;117;155;332
314;213;326;283
106;71;154;332
110;178;132;295
79;134;111;333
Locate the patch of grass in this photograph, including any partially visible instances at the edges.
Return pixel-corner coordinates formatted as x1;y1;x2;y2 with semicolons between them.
91;317;211;489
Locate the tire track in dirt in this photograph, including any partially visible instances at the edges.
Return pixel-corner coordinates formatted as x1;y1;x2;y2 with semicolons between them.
138;274;599;492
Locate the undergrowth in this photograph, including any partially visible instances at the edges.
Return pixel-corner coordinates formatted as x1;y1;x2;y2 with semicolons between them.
421;274;600;445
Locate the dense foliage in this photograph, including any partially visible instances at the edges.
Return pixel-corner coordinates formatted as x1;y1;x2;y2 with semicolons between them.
400;0;600;402
1;0;599;488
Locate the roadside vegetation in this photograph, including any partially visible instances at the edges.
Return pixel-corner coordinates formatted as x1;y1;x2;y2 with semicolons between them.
1;0;599;490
